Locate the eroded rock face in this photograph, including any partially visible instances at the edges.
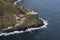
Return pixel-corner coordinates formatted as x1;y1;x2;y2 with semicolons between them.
0;0;44;33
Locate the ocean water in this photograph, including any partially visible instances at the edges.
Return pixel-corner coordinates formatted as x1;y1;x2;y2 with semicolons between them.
0;0;60;40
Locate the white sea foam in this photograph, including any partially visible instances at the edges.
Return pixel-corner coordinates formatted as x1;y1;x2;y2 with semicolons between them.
0;0;48;36
0;18;48;36
14;0;21;5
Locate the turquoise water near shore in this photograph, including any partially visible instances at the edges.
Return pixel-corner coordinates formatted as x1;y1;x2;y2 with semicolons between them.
0;0;60;40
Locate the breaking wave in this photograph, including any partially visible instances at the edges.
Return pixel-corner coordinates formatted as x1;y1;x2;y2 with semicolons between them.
0;0;48;36
14;0;21;5
0;18;48;36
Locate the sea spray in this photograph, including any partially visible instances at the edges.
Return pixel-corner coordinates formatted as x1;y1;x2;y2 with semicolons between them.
0;0;48;36
0;18;48;36
14;0;21;5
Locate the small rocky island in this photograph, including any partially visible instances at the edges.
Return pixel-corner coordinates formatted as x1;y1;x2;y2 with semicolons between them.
0;0;44;33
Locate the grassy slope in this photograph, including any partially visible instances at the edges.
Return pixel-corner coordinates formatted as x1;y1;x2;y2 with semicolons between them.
0;0;26;29
0;0;39;29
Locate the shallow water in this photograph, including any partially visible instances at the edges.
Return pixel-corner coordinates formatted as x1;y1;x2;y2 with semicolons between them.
0;0;60;40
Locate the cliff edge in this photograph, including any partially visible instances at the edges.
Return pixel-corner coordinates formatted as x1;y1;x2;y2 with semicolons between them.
0;0;44;33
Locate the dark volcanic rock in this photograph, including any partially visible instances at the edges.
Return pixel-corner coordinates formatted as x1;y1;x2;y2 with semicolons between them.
0;19;44;33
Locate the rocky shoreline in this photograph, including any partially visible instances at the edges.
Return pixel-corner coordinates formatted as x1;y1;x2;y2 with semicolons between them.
0;19;44;33
0;0;44;33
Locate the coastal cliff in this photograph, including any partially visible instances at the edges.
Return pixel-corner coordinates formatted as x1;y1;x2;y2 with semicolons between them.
0;0;44;33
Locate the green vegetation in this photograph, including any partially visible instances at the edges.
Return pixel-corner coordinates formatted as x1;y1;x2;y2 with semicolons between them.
0;0;30;29
0;0;40;29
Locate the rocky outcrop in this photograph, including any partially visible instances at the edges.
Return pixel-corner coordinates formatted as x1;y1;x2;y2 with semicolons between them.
0;0;44;33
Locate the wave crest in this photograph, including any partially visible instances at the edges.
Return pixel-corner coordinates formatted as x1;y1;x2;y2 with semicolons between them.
0;18;48;36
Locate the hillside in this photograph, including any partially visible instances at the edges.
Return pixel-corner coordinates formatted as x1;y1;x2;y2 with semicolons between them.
0;0;44;32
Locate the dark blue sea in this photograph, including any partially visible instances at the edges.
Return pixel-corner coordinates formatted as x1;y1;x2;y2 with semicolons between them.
0;0;60;40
